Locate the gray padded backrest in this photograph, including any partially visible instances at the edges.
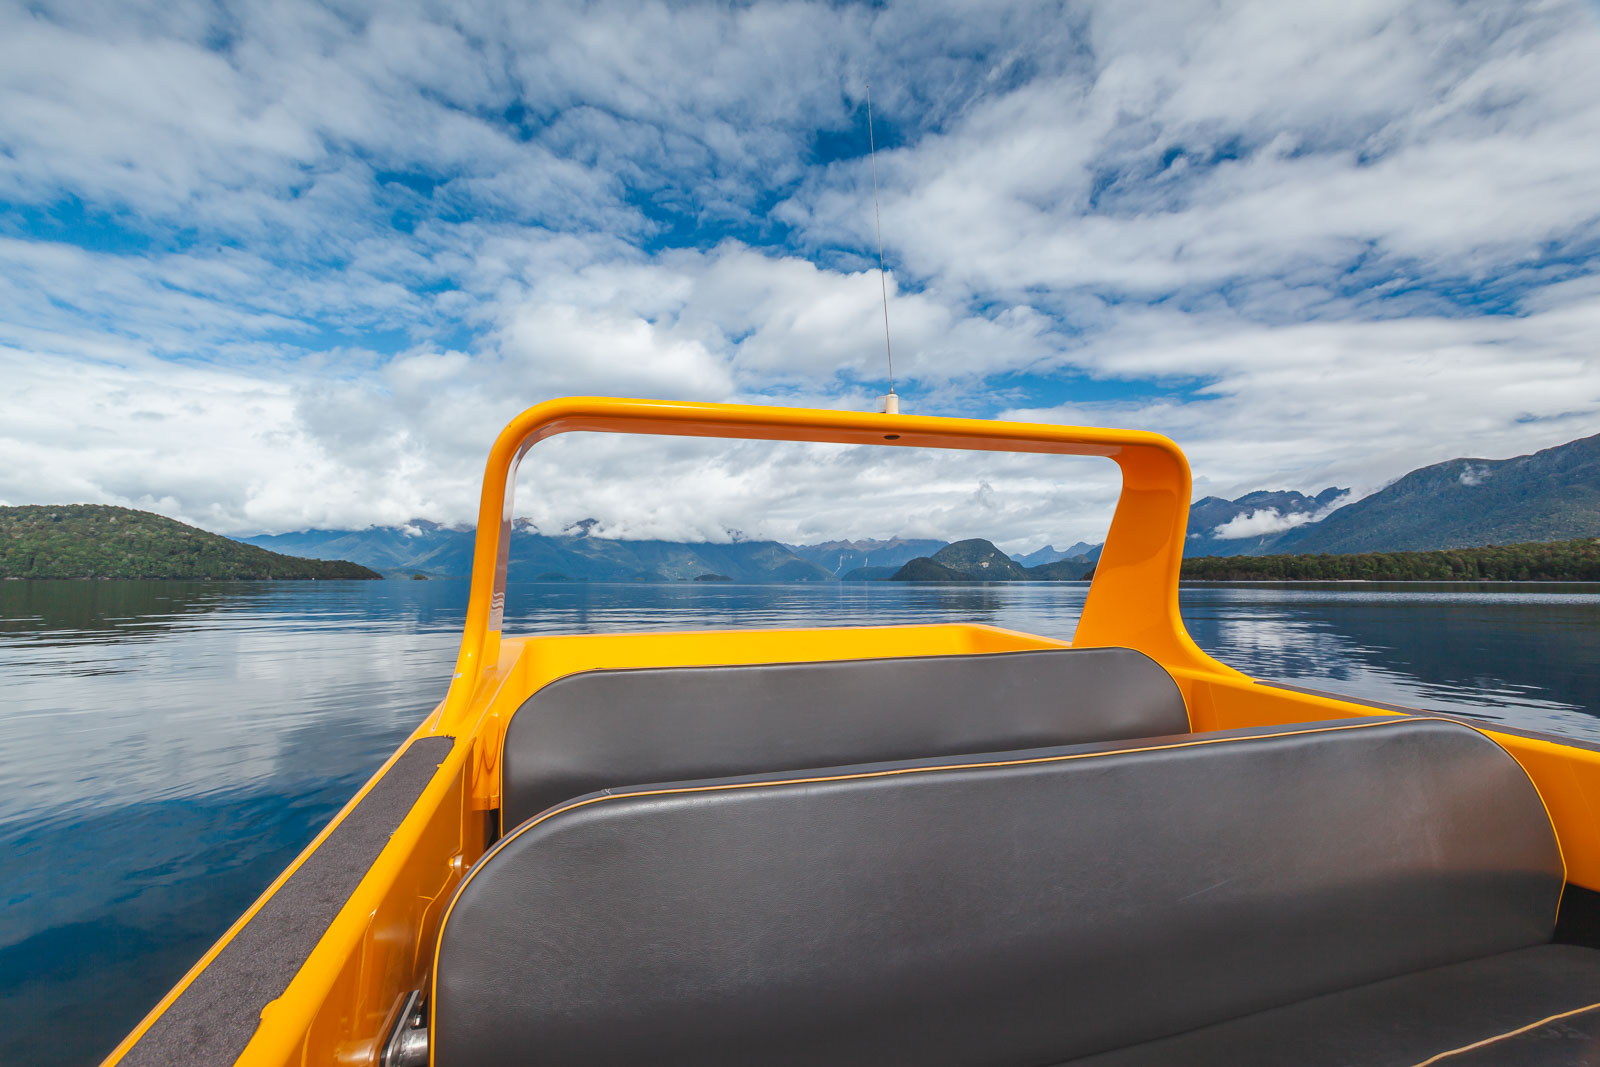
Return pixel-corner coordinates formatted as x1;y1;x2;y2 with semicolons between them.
499;646;1189;830
436;717;1562;1067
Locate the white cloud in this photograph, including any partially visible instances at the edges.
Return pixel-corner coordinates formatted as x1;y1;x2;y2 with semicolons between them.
789;0;1600;304
1004;282;1600;503
2;0;1600;550
1210;508;1315;540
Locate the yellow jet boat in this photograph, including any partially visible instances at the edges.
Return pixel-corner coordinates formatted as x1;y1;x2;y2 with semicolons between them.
104;397;1600;1066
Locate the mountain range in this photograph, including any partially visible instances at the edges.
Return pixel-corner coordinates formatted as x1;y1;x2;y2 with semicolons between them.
244;521;844;583
238;430;1600;581
1273;432;1600;554
785;538;948;576
1181;432;1600;557
1183;488;1350;558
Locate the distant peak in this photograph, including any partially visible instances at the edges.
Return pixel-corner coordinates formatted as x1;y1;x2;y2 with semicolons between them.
1313;487;1349;506
940;537;1005;554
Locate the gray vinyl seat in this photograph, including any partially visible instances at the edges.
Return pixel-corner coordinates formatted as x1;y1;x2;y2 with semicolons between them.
435;716;1595;1067
497;646;1190;831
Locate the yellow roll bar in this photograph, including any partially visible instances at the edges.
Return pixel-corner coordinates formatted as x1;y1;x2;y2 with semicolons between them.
436;396;1237;726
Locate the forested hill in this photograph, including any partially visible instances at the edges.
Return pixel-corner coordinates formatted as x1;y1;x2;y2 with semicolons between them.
0;506;381;580
1174;432;1600;557
1182;539;1600;581
1271;433;1600;554
885;539;1093;582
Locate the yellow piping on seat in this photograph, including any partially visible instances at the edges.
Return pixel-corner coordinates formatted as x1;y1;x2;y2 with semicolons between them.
1411;1000;1600;1065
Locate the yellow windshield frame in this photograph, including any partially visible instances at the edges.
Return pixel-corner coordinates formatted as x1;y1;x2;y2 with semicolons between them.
436;396;1239;729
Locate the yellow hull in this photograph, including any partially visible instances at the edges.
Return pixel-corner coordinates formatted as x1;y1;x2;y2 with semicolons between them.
101;398;1600;1066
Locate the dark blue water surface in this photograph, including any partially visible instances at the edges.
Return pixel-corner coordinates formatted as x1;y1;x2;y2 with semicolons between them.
3;579;1599;1066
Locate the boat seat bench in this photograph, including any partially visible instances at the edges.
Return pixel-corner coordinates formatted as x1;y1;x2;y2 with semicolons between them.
435;716;1586;1066
498;646;1190;831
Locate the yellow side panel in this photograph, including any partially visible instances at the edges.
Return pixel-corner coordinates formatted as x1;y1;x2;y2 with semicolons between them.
1489;737;1600;892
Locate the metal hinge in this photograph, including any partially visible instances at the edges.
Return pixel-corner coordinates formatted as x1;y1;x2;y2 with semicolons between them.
379;989;429;1067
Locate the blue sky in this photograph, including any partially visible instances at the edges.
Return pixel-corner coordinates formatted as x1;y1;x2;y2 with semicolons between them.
4;0;1600;550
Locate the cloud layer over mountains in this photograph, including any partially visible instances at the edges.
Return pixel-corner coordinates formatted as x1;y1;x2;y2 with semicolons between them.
4;0;1600;549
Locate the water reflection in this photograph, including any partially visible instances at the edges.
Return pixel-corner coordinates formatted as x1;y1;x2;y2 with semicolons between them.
0;782;358;1067
500;580;1082;635
0;580;245;645
1180;583;1600;741
2;578;1598;1066
0;578;475;646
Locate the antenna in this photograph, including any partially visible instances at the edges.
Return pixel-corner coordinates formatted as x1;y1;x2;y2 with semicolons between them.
866;82;898;415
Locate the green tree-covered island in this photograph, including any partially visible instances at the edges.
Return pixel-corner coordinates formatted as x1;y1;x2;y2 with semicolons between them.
1;505;380;580
1180;539;1600;582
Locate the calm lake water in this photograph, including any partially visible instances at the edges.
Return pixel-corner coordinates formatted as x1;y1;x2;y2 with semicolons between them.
4;578;1599;1066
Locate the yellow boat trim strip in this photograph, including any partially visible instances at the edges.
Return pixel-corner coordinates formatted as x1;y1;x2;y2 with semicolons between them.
1262;680;1600;756
1410;1000;1600;1065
